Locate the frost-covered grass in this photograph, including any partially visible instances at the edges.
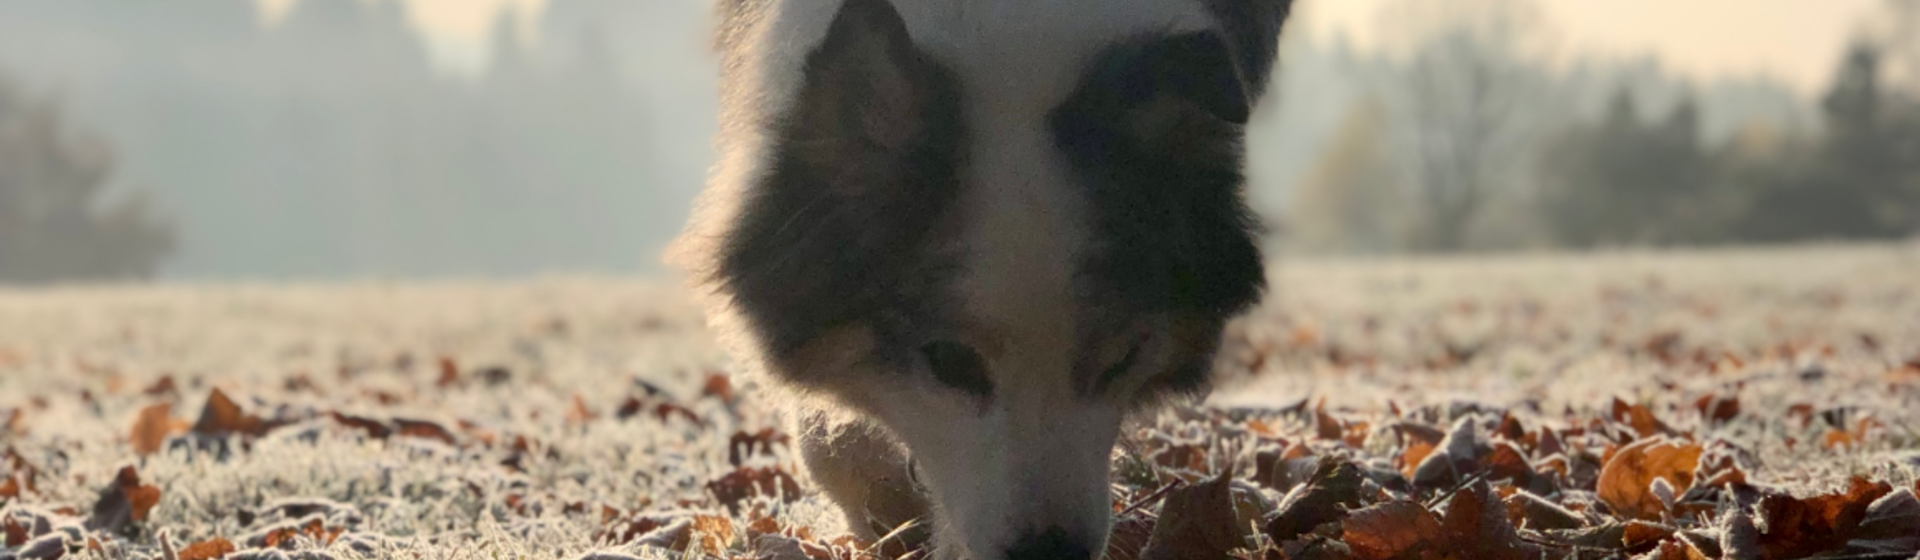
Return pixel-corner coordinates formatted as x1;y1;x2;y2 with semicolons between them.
2;244;1918;559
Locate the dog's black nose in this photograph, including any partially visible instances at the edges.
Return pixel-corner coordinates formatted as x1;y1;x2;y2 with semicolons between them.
1005;527;1093;560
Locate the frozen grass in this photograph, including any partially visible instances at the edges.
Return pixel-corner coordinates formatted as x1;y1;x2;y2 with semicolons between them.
2;244;1918;559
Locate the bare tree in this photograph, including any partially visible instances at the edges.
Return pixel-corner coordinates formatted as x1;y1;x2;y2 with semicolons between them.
1284;98;1410;254
0;76;174;284
1376;0;1551;252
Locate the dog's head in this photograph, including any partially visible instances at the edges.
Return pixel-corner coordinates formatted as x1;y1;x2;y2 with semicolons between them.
699;0;1291;557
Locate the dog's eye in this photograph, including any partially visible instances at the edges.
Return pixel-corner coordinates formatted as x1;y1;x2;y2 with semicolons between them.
1096;339;1146;393
919;340;992;398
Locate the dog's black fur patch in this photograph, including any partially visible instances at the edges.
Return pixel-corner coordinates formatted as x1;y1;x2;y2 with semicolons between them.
717;0;967;381
1051;30;1273;396
1203;0;1295;102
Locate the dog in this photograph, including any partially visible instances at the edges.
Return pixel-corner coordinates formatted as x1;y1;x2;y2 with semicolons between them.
670;0;1292;558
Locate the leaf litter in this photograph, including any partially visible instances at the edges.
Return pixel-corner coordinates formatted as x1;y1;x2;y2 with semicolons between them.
0;248;1917;559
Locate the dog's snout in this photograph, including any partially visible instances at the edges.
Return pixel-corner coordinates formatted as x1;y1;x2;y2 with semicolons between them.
1004;527;1093;560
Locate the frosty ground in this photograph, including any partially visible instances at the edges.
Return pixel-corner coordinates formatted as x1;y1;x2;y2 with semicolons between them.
2;244;1918;560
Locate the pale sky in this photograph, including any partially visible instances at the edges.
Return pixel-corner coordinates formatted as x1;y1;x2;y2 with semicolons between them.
1303;0;1882;94
261;0;1884;94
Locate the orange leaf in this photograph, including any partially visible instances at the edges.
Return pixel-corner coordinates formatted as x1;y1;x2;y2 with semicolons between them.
702;373;735;402
1343;501;1441;560
88;466;162;533
1756;477;1893;559
436;357;460;388
1401;441;1436;479
178;537;237;560
566;394;597;426
1597;438;1701;521
130;403;173;457
192;389;263;437
394;418;457;445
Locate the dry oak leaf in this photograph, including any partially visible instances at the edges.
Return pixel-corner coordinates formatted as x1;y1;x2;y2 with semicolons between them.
130;403;175;457
708;466;803;513
1343;500;1442;560
178;536;238;560
192;389;264;437
1598;437;1701;521
1611;398;1673;439
86;466;162;534
1755;477;1892;560
1638;538;1711;560
1437;479;1535;560
1266;457;1366;544
1850;488;1920;554
1142;470;1245;560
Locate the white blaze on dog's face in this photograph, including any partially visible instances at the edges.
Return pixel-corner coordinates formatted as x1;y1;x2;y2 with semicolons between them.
699;0;1291;557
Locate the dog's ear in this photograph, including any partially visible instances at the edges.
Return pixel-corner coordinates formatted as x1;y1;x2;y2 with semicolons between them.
791;0;944;194
1142;32;1252;125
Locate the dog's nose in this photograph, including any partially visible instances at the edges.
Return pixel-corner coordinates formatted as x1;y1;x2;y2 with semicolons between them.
1004;527;1093;560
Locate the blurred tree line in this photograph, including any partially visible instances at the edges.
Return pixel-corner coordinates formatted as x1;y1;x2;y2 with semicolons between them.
1284;0;1920;254
0;76;173;283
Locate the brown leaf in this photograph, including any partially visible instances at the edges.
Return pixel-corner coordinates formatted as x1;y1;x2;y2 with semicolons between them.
729;428;791;467
329;412;392;439
1622;520;1673;550
1105;516;1158;560
192;389;263;437
1505;488;1585;530
436;357;460;388
708;466;803;513
3;515;29;547
130;403;174;457
1266;457;1365;543
702;373;736;403
1343;501;1441;560
1143;470;1244;560
1851;488;1920;554
1691;395;1739;424
394;418;457;445
690;515;735;556
1611;398;1672;439
1598;438;1701;521
1437;480;1534;560
177;537;237;560
1641;538;1711;560
566;394;597;426
1755;477;1893;559
87;466;162;534
1400;441;1435;480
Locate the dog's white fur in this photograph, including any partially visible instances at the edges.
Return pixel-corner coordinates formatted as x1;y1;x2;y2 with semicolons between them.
671;1;1255;558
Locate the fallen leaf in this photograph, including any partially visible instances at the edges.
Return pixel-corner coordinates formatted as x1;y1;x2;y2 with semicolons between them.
1266;457;1365;543
178;537;237;560
566;395;598;426
393;418;457;445
1598;437;1702;520
3;514;29;547
1143;470;1243;560
1755;477;1893;559
708;466;803;513
1437;479;1534;560
1850;488;1920;554
130;403;174;457
437;357;460;388
329;412;392;439
1612;398;1672;439
143;376;179;398
702;373;735;403
87;466;162;534
192;389;263;437
1691;395;1739;424
1343;500;1441;560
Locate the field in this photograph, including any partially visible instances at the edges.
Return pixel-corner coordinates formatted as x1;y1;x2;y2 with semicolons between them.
3;245;1919;560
